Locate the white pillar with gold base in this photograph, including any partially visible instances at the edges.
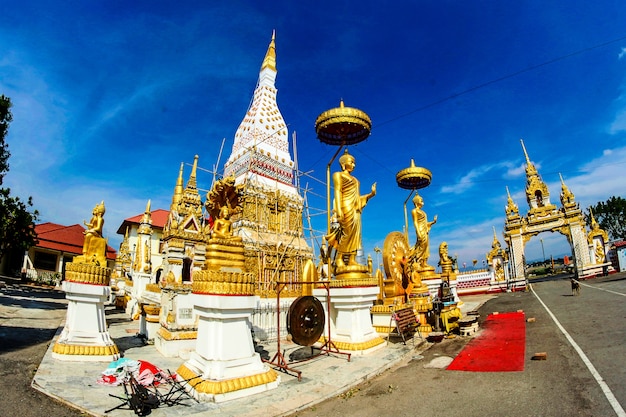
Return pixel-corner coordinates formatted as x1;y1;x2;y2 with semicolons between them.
313;285;385;355
177;293;279;403
52;280;120;362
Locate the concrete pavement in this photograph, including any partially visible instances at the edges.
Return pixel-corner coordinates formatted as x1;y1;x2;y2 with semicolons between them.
30;290;494;417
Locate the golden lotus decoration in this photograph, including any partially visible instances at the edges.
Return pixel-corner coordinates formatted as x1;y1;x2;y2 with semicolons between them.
396;159;432;190
315;100;371;145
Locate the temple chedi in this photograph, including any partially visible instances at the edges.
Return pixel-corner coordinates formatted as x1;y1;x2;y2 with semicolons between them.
223;31;313;298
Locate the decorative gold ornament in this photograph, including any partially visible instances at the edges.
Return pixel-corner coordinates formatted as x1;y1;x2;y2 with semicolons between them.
316;335;385;351
52;342;119;357
315;100;371;145
382;231;410;299
177;364;278;395
396;159;432;190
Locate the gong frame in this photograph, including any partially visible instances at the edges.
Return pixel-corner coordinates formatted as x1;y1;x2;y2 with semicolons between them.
263;280;351;381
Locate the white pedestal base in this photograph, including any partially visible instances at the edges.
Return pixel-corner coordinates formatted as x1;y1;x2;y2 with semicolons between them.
313;286;385;355
52;281;119;362
178;293;279;403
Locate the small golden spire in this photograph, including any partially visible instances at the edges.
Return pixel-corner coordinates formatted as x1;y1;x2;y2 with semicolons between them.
520;139;531;164
172;162;184;206
260;30;276;72
145;199;151;214
186;155;199;190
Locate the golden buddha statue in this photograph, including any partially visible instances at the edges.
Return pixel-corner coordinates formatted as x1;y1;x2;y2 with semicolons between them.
326;149;376;269
211;206;234;239
411;193;437;269
83;201;105;256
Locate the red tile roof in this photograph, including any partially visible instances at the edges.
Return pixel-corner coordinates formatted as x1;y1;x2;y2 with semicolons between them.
35;222;117;260
116;208;169;235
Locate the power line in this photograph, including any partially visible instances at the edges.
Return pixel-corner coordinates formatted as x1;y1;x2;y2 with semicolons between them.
375;34;626;130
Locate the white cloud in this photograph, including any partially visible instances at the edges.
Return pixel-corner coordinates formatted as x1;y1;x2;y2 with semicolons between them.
609;109;626;133
440;160;522;195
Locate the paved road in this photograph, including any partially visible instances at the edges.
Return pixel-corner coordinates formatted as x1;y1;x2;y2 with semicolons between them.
293;274;626;417
1;274;625;417
0;281;86;417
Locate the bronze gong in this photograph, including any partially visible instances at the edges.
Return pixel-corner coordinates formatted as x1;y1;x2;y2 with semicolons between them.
287;296;325;346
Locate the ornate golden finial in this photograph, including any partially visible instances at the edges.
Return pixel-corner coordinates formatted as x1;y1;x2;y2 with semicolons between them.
145;199;151;213
186;155;199;190
260;30;277;72
559;173;576;206
315;100;371;145
520;138;531;164
505;186;519;215
172;162;184;206
396;159;432;190
589;206;598;226
493;226;498;241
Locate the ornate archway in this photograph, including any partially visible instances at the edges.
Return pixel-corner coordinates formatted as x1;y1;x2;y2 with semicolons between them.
503;141;591;280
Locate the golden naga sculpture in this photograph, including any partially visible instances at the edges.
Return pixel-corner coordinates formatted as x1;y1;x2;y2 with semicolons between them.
205;176;241;241
411;193;437;270
325;149;376;271
202;176;245;273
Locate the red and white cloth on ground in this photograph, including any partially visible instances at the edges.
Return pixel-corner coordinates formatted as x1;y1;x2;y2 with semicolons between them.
97;357;173;386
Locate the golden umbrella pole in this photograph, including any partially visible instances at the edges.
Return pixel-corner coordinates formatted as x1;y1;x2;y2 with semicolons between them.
396;159;433;244
315;100;372;276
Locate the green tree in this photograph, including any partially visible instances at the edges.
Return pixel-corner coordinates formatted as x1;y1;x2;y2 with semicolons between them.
0;95;39;271
588;196;626;241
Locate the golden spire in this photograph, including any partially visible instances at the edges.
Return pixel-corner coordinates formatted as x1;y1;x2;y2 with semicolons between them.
505;186;519;215
520;138;531;165
589;206;598;227
186;155;199;190
138;199;153;235
260;30;276;72
172;162;184;206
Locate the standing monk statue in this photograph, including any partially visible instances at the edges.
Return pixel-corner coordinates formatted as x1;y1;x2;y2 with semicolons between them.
326;149;376;268
411;193;437;268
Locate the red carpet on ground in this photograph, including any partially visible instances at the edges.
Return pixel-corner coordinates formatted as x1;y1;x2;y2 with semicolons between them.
447;311;525;372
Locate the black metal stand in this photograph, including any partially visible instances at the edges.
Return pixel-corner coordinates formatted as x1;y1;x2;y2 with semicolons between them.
263;280;351;381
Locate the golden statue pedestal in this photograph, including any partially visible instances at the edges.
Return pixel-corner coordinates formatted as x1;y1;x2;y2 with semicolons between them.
314;284;385;355
177;237;280;402
52;261;119;362
409;284;433;336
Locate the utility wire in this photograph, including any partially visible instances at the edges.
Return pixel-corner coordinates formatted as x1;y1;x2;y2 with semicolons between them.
374;34;626;130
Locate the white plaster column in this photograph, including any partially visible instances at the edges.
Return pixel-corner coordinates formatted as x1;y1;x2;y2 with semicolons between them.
52;281;119;362
177;293;279;402
313;286;384;355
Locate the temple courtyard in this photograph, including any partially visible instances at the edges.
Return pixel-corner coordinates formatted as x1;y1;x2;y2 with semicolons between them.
0;273;624;417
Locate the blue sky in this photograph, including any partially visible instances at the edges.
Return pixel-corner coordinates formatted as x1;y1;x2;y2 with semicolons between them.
2;1;626;268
